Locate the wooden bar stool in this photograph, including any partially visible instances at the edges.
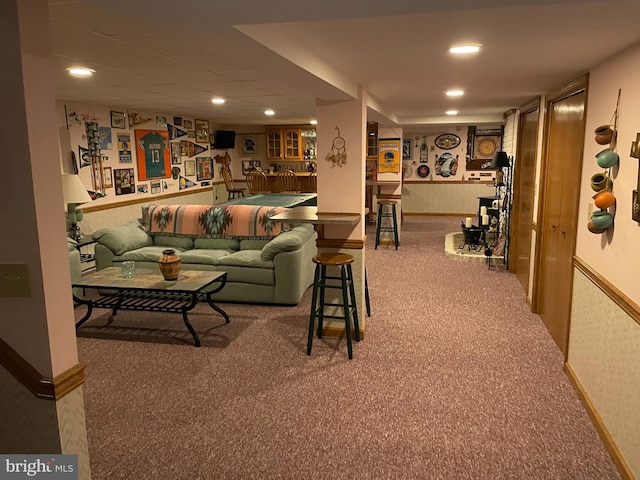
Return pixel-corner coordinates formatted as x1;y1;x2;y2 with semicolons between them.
375;200;399;249
308;253;360;359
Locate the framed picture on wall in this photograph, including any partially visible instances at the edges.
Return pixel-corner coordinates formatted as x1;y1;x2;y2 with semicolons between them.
110;111;126;129
196;157;213;181
243;135;257;155
184;159;195;176
171;142;181;165
114;168;135;195
102;166;113;188
150;180;162;194
134;129;171;180
195;119;209;144
402;139;412;160
242;159;261;175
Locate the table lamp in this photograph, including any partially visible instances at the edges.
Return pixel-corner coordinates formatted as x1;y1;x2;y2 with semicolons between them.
62;174;92;240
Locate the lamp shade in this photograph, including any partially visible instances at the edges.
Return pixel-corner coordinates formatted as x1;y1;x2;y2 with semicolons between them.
491;151;510;168
62;174;92;205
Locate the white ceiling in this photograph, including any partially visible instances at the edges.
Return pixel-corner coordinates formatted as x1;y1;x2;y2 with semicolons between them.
48;0;640;131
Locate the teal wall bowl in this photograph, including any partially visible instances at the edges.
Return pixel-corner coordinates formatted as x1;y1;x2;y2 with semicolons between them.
591;210;613;229
596;149;619;168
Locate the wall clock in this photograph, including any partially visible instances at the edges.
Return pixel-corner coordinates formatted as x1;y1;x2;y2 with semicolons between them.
435;133;461;150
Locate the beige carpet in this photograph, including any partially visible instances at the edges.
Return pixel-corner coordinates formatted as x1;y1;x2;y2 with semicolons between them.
75;216;619;480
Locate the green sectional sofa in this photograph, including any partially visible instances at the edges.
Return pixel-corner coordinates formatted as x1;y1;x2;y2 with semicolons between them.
91;204;317;305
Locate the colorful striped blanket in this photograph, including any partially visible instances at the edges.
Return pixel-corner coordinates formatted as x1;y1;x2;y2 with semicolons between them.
143;204;289;239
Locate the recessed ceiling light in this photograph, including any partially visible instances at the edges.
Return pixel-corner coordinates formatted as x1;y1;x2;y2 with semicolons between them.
446;110;459;116
449;45;481;55
211;97;226;105
446;89;464;97
66;67;95;77
310;120;317;125
264;109;275;116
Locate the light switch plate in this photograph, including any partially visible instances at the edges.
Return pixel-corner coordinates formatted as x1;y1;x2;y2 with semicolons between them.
0;264;31;297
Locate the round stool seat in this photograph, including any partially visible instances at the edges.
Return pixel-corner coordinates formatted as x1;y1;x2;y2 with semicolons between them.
377;200;397;205
313;252;354;267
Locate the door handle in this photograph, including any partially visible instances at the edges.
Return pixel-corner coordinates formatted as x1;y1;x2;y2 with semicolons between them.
562;231;566;239
552;225;556;232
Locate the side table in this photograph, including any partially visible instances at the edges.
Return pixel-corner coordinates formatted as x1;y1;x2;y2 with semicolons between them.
76;235;96;271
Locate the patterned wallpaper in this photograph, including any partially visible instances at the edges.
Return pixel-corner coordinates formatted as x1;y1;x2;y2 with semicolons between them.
568;268;640;477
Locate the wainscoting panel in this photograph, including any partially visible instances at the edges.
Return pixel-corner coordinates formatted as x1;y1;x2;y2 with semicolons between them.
402;182;495;215
568;266;640;478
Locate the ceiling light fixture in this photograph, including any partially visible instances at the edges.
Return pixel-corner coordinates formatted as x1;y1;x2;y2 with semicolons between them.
211;97;226;105
446;110;459;116
446;89;464;97
310;120;317;125
264;109;275;116
449;45;481;55
66;67;95;77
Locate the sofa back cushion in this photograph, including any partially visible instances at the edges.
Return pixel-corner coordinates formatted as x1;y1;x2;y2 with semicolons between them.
153;235;194;250
194;238;240;251
93;222;153;255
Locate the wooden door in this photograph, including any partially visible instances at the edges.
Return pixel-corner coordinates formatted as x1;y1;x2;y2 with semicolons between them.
511;100;539;294
535;77;587;355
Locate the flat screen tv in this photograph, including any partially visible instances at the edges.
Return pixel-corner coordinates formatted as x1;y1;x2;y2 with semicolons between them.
214;130;236;149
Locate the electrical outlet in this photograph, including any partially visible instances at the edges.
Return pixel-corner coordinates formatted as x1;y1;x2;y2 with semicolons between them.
0;264;31;297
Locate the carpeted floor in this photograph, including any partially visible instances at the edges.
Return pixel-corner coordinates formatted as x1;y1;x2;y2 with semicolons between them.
75;216;620;480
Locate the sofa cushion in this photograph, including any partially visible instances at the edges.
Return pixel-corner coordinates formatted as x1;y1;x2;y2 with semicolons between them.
239;238;270;251
115;246;169;263
93;222;153;256
153;235;194;250
194;238;240;251
260;225;315;261
179;249;230;265
217;250;274;269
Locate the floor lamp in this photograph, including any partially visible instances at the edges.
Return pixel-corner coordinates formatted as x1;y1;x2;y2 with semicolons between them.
62;174;92;241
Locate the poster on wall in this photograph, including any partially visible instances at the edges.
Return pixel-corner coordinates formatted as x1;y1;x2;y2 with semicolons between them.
243;135;257;155
114;168;135;195
117;133;132;163
378;138;401;173
135;129;171;180
98;127;112;150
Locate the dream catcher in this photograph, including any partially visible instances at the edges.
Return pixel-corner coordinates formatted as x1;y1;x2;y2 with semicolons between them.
325;126;348;168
